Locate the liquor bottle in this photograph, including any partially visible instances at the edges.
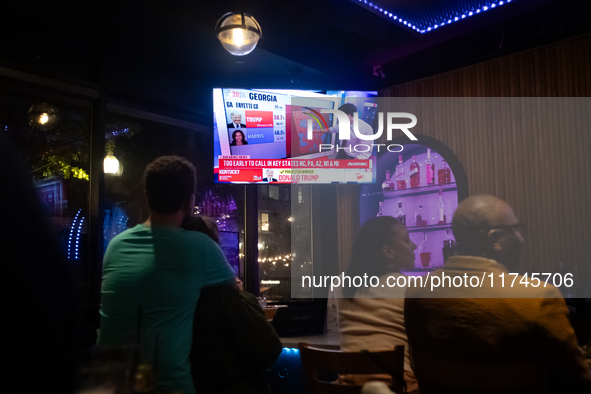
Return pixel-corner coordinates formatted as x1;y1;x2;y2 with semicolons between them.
376;201;385;217
409;155;420;188
394;201;406;226
396;155;406;190
419;233;431;268
425;148;435;185
442;228;455;263
438;160;451;185
415;205;426;226
436;189;446;224
381;170;394;192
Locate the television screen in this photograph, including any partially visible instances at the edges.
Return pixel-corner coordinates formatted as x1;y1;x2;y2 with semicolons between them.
214;88;378;184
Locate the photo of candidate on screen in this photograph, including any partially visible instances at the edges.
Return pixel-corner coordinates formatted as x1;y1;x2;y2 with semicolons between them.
230;130;248;146
260;169;277;183
227;111;246;129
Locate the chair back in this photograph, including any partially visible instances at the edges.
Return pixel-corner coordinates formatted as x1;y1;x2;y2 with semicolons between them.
299;343;406;394
411;352;547;394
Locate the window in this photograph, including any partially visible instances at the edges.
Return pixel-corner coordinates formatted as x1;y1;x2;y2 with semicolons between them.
1;85;92;304
257;184;321;302
269;185;280;200
261;212;269;232
103;111;245;278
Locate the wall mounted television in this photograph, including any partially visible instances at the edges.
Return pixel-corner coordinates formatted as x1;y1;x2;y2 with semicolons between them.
213;89;378;184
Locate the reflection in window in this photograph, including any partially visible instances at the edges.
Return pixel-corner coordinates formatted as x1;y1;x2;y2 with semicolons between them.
1;87;91;301
258;184;293;302
257;184;314;302
260;184;268;199
269;185;279;200
290;185;313;299
261;212;269;232
1;91;90;242
103;112;245;278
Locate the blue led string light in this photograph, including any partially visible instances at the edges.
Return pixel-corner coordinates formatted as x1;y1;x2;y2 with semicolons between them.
356;0;514;34
76;216;84;259
67;211;79;259
67;209;84;260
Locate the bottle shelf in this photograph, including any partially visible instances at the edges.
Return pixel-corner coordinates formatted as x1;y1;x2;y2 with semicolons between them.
406;224;452;233
362;182;457;198
401;266;443;274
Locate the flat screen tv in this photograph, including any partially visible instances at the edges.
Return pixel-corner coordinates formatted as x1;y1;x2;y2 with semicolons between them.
213;88;377;184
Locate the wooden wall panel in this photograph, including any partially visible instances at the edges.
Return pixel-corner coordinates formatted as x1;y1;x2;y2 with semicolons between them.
372;34;591;280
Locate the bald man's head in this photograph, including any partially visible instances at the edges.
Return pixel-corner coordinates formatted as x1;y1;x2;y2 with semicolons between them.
452;195;523;270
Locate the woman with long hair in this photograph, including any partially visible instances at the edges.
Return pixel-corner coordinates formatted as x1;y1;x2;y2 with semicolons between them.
230;130;248;146
338;216;419;393
182;215;281;394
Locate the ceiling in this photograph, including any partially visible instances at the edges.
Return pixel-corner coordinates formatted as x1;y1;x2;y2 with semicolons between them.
2;0;589;123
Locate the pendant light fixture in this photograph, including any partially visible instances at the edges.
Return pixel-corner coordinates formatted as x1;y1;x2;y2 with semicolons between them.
104;142;122;176
27;102;60;131
215;12;262;56
103;154;120;175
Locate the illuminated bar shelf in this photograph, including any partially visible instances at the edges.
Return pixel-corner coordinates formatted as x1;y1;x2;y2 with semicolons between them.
406;223;451;233
401;266;442;275
361;182;457;198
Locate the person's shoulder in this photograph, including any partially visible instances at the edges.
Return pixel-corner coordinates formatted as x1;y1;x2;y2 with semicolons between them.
357;118;373;131
119;223;147;235
498;273;565;300
199;283;240;301
106;225;145;247
328;124;339;132
179;228;216;245
522;277;562;296
103;225;150;264
181;230;229;261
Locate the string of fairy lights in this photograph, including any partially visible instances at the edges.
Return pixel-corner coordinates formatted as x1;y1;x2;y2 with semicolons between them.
258;253;296;267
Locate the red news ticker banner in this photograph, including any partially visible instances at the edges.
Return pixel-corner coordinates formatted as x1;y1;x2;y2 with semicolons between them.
218;169;263;182
219;158;370;169
245;111;273;128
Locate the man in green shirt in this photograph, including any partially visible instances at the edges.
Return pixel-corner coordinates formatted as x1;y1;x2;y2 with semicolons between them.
98;156;235;394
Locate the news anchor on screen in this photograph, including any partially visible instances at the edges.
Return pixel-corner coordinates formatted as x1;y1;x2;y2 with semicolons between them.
230;130;248;146
227;112;246;129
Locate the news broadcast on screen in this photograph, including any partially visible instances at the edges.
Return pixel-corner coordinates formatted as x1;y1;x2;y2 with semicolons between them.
213;88;378;184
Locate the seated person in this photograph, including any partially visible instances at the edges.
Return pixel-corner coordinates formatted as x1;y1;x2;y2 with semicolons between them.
338;216;418;393
182;216;282;394
98;156;236;394
405;195;591;393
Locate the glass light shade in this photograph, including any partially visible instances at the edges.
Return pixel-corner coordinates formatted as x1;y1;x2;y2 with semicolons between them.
104;154;120;175
216;12;261;56
27;102;60;131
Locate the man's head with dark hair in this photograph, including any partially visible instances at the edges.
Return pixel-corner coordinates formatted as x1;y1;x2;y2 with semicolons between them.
338;103;357;117
143;156;196;215
452;195;524;271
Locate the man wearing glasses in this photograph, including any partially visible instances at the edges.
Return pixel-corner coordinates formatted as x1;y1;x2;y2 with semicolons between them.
405;195;591;393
